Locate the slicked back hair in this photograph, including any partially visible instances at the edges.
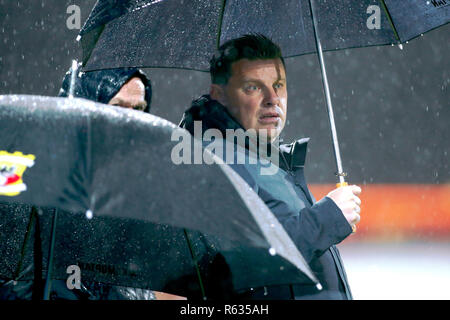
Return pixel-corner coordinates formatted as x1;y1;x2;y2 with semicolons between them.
210;34;286;85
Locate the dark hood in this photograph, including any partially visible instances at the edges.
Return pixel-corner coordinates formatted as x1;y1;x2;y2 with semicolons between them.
179;94;244;136
58;67;152;113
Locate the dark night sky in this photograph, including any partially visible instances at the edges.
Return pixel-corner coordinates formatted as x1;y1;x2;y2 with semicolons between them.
0;1;448;184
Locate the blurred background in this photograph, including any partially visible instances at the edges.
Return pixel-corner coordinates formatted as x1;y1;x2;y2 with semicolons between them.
1;0;449;299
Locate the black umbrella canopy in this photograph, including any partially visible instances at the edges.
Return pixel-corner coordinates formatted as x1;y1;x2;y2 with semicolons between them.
0;206;316;298
77;0;449;189
0;95;319;297
80;0;449;71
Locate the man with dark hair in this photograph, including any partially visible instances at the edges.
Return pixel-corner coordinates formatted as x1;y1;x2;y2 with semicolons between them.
181;34;362;300
210;34;286;85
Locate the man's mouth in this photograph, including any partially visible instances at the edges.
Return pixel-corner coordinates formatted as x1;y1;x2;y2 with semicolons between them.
259;112;280;124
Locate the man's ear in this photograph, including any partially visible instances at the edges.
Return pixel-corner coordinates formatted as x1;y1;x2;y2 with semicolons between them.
210;84;226;106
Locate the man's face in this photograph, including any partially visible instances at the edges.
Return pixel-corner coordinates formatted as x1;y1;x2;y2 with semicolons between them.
108;76;147;112
211;58;287;142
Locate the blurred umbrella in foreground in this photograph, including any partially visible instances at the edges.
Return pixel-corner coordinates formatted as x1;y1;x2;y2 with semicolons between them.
0;95;319;299
78;0;449;194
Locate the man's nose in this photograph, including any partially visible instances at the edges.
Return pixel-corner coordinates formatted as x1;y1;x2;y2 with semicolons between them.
263;87;280;107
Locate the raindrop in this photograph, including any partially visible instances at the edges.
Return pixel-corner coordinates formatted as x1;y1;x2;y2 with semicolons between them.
269;247;276;256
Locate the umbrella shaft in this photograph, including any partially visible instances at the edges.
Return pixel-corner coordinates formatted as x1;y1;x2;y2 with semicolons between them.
309;0;346;184
43;209;58;300
69;60;78;98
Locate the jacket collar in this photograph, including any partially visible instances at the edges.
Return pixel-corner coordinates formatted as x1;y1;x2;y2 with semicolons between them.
279;138;310;171
180;94;244;137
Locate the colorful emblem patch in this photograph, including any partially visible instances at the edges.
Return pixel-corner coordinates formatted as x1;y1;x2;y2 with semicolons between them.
0;151;35;196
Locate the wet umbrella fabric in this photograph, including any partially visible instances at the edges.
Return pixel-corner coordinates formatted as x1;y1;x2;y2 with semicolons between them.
0;95;318;298
78;0;449;190
80;0;450;71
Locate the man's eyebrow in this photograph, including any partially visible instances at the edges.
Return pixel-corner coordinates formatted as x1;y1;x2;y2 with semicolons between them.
109;97;126;105
109;98;147;108
240;77;260;83
241;77;286;83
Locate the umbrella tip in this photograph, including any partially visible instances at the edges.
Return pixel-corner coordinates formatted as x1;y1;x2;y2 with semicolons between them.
85;209;93;220
316;283;323;291
268;247;276;256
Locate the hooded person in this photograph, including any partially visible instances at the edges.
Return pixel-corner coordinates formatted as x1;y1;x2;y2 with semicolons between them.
58;66;152;112
180;34;362;300
0;67;185;300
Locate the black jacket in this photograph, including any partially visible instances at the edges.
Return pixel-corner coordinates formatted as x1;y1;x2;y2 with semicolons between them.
180;95;354;300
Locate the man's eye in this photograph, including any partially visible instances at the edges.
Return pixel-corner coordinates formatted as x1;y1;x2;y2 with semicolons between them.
246;85;259;92
274;83;284;89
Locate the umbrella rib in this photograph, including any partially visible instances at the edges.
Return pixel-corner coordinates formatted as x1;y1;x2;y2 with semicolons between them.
32;206;44;300
43;209;59;300
80;25;106;67
216;0;228;49
13;207;37;280
183;229;207;300
378;0;402;43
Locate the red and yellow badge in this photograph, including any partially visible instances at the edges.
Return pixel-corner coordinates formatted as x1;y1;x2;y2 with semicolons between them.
0;151;35;196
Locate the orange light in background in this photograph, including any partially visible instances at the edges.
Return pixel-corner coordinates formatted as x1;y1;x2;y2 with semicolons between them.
308;184;450;241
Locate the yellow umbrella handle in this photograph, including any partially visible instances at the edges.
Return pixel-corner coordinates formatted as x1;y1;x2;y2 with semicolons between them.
335;181;357;233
